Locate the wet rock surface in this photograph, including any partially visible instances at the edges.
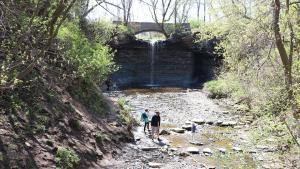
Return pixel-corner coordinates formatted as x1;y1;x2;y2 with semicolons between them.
103;89;297;169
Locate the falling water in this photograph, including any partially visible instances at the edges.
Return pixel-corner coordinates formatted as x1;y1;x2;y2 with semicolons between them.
149;40;158;86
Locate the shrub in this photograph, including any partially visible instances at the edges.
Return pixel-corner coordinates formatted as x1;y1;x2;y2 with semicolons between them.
55;147;80;169
95;133;103;145
204;73;246;101
68;118;81;131
117;98;138;128
58;21;117;84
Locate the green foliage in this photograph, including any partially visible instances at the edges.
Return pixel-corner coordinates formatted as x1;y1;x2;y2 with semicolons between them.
250;114;294;147
68;118;81;131
189;19;203;30
91;20;134;44
204;73;246;101
117;98;137;127
58;21;117;84
55;147;80;169
95;133;103;145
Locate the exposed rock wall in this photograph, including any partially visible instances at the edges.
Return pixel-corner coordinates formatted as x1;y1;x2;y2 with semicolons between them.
112;41;216;88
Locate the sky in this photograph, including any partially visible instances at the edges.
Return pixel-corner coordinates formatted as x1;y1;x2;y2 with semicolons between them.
87;0;207;22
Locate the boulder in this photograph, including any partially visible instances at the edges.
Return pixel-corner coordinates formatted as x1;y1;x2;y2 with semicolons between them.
186;147;200;154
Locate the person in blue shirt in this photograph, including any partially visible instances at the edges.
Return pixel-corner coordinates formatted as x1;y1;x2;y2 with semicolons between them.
141;109;150;133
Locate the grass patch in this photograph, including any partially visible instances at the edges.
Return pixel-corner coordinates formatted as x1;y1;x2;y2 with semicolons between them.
68;80;109;116
204;73;246;101
95;132;103;145
55;147;80;169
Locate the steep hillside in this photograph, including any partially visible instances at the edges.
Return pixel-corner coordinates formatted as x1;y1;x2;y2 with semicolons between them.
0;75;133;169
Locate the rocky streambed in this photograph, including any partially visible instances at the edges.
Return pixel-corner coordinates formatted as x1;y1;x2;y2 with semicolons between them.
103;88;297;169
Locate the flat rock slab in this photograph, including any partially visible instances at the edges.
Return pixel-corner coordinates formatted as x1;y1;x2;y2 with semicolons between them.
189;141;204;146
140;147;160;151
206;120;214;125
191;119;205;125
148;162;162;168
186;147;200;154
171;128;185;133
232;147;242;152
159;129;171;135
220;121;237;127
182;125;192;131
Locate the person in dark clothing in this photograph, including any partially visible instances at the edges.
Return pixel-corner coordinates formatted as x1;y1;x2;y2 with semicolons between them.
151;111;161;140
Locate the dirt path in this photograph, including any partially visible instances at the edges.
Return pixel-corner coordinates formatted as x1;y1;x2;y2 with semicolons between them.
103;88;293;169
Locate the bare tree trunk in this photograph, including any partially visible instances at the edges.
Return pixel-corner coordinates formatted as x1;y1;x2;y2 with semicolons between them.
197;0;201;21
204;0;206;22
273;0;293;101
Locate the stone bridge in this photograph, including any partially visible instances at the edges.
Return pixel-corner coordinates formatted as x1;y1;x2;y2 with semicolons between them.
113;21;191;35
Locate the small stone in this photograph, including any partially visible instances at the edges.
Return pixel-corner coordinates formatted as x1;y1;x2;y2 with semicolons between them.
247;149;257;154
148;162;162;168
232;147;242;152
96;149;103;159
186;147;200;154
171;128;185;133
202;148;213;155
217;148;226;153
206;165;216;169
169;148;178;152
25;142;32;148
222;111;229;114
215;120;223;126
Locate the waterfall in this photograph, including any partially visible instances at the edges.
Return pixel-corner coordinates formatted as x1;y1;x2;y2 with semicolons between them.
149;40;158;86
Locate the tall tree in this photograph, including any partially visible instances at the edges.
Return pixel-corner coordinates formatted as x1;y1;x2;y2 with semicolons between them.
120;0;133;25
273;0;294;101
142;0;175;37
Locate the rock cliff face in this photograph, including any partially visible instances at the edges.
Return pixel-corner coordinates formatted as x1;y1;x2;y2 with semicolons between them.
112;40;216;88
